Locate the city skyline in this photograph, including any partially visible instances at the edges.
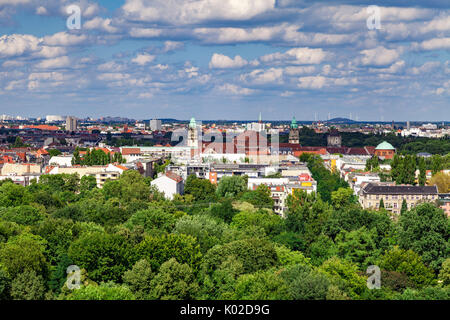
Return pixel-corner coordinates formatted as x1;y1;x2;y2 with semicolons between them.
0;1;450;120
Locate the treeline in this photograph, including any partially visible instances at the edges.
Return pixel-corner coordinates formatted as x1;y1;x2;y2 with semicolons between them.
72;148;125;166
0;169;448;301
365;154;450;190
300;153;349;202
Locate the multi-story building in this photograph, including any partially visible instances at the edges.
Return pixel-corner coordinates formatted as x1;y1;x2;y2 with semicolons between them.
121;146;192;162
346;172;381;194
209;163;270;182
89;171;120;188
47;164;126;188
0;173;41;186
247;173;317;217
66;116;78;132
49;155;73;167
149;119;162;131
359;183;439;215
1;163;41;175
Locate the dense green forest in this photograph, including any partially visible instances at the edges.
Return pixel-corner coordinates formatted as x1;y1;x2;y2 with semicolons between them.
0;158;448;300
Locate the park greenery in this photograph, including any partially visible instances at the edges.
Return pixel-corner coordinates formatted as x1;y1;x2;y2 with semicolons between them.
365;153;450;190
0;156;448;300
72;147;125;166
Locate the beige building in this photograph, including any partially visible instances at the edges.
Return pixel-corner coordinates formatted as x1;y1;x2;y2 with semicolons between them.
359;183;439;215
66;116;78;132
248;175;317;217
1;163;41;176
47;164;125;188
89;171;120;188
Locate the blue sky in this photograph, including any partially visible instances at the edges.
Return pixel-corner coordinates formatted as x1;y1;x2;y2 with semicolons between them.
0;0;449;121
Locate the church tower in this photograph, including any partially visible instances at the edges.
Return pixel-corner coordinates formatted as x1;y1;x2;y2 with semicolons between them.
188;117;198;148
289;116;300;144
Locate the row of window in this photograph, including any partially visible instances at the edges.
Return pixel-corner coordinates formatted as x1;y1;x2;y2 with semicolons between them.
366;201;420;210
367;194;436;200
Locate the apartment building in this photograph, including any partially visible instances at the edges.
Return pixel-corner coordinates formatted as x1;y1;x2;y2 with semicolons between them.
88;171;120;188
359;183;439;215
47;164;126;188
346;172;381;195
247;174;317;217
1;163;41;175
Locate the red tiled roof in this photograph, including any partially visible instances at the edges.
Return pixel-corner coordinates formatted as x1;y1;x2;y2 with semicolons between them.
365;146;376;155
36;148;49;157
113;164;128;171
24;125;59;131
45;166;55;174
165;171;183;183
121;148;141;155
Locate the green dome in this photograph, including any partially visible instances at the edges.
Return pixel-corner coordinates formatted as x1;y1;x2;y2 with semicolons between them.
375;141;395;150
189;117;196;129
291;116;298;129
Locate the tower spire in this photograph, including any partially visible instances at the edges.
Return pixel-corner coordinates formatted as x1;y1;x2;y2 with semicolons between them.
291;116;298;129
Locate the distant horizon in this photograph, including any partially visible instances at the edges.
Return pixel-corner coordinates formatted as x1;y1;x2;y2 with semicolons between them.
1;1;449;120
2;115;449;124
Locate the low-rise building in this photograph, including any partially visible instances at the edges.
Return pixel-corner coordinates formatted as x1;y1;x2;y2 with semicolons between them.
49;155;73;167
374;141;396;160
151;171;184;200
359;183;439;215
0;173;41;186
1;163;41;175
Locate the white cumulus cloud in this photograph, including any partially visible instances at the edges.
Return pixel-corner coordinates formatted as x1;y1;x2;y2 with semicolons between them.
209;54;248;69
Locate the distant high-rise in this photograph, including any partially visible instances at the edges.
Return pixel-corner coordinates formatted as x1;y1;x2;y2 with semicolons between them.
407;121;410;130
150;119;162;131
66;116;78;132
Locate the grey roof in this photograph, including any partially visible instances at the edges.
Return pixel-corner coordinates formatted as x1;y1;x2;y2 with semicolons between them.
362;183;438;195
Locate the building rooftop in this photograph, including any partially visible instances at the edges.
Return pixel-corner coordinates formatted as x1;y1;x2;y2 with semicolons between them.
165;171;183;183
362;183;438;195
375;141;395;150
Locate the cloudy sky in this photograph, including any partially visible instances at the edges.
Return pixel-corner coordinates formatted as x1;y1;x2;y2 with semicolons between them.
0;0;449;121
